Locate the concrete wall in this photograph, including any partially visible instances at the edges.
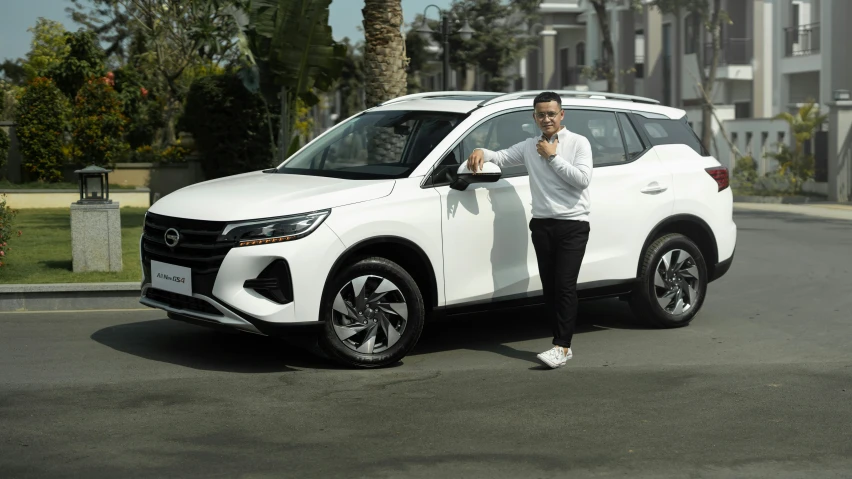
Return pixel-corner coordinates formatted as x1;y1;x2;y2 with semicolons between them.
0;190;151;209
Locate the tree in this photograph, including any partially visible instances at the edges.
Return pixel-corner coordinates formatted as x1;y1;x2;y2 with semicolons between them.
114;0;242;146
15;78;68;182
22;18;70;81
70;76;130;167
48;30;107;99
335;38;366;121
580;0;642;93
181;73;275;179
229;0;345;160
651;0;728;150
766;101;828;194
66;0;134;66
437;0;539;92
1;60;27;86
362;0;407;105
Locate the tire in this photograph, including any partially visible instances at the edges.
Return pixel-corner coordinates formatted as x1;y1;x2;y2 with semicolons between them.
318;257;425;368
629;233;708;328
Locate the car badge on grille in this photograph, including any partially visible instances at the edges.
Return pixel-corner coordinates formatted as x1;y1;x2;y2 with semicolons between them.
164;228;181;248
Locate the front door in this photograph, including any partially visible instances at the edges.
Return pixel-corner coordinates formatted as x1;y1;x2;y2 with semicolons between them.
433;109;538;306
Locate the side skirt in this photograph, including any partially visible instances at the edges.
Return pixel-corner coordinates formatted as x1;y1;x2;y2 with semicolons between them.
432;279;636;318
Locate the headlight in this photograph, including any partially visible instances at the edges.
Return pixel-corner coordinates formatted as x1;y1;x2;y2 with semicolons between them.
219;210;330;247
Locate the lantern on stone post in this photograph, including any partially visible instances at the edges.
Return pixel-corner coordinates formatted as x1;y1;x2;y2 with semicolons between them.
75;165;112;203
70;165;122;272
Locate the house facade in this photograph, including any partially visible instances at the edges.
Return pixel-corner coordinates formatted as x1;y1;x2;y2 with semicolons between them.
516;0;851;199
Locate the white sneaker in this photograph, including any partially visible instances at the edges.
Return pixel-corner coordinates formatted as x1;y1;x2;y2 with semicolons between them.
537;346;572;368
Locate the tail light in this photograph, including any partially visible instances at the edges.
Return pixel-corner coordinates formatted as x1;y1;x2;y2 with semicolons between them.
705;167;729;191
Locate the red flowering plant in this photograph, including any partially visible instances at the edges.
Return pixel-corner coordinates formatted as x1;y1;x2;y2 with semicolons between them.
0;193;20;267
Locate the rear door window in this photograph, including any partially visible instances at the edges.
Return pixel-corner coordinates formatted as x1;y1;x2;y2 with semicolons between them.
632;115;709;156
562;109;628;166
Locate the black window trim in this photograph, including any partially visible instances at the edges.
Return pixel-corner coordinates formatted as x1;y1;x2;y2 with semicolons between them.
629;111;711;157
562;106;651;167
423;106;536;189
423;106;673;188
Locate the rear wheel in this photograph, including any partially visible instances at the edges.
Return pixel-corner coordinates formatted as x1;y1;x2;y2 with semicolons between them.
630;233;708;328
318;257;425;368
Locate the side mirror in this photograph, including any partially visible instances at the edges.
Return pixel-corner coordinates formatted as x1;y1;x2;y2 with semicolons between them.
450;160;502;191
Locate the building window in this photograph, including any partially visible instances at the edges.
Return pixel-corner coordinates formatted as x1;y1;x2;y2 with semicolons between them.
684;14;700;54
560;47;570;86
735;102;752;119
576;42;586;67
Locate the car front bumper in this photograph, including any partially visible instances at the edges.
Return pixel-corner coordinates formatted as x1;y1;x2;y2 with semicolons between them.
140;219;345;335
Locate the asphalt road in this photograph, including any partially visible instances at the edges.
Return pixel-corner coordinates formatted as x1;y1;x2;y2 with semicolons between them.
2;209;852;479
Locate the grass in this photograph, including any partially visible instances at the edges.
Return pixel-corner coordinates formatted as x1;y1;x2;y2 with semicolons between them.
0;179;137;190
0;207;145;284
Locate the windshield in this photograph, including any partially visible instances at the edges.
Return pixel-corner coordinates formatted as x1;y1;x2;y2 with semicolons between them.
276;110;465;179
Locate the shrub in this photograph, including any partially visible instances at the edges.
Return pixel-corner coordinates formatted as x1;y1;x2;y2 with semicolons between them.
180;73;275;180
0;127;9;176
0;193;20;267
70;76;129;168
15;77;68;182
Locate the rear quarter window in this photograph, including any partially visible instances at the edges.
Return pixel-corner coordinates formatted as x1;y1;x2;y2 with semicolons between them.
633;115;709;156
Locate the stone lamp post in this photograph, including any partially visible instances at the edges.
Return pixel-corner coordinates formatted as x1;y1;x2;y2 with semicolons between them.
70;165;122;272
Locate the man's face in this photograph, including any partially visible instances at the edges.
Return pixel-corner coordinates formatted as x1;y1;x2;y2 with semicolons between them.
534;100;564;138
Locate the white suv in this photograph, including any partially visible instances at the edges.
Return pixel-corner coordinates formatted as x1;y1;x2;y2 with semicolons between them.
139;90;736;368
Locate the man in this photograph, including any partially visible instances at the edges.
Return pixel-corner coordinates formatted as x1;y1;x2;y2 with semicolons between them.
466;91;593;369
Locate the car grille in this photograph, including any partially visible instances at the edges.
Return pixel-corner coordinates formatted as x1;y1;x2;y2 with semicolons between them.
141;212;231;301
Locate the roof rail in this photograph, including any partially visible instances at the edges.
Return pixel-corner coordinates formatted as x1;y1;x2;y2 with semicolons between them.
478;90;661;107
379;91;499;106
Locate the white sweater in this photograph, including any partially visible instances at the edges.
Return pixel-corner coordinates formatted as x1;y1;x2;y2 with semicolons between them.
479;127;593;221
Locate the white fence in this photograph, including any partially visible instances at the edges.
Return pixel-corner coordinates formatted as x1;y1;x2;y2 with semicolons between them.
716;118;791;174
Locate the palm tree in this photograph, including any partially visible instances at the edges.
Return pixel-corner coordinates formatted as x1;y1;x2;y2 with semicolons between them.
362;0;407;106
362;0;408;164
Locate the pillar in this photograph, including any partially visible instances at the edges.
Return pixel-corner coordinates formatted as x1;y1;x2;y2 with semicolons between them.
827;100;852;202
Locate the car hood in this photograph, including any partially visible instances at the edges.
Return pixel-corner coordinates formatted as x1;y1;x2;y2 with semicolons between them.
147;171;395;221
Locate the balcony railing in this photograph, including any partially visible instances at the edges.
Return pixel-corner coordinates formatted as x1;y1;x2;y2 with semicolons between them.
703;38;752;67
785;23;821;56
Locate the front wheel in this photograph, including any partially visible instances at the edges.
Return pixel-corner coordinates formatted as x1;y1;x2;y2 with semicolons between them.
318;257;425;368
630;234;708;328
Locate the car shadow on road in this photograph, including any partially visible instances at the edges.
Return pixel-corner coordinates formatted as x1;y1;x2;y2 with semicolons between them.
411;298;650;367
91;299;648;372
90;318;344;373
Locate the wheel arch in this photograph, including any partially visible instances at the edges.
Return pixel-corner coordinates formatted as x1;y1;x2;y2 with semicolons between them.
638;214;719;277
323;236;440;312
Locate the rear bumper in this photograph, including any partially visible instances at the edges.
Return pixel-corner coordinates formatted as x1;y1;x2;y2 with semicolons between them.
709;247;734;282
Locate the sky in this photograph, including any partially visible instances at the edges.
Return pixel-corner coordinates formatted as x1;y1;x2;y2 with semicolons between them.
0;0;454;62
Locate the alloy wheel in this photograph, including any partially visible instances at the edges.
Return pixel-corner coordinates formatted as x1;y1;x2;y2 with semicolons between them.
654;249;700;316
331;275;408;354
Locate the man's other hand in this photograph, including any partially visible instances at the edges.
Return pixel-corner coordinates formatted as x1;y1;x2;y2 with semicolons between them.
467;149;485;173
536;137;558;159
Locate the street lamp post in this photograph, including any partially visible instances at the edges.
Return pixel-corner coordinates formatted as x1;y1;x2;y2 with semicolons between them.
416;5;474;91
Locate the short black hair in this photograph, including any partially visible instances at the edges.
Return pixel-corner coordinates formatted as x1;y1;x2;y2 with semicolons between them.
533;91;562;107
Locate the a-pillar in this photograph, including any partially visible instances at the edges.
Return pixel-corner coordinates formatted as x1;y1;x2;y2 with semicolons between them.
827;100;852;202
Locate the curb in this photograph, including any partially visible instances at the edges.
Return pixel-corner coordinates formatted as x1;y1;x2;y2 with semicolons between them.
733;195;827;204
0;282;143;313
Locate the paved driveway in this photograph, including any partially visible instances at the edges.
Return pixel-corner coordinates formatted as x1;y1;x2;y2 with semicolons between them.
2;209;851;478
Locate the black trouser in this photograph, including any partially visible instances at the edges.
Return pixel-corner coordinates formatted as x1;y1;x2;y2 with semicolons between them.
529;218;590;348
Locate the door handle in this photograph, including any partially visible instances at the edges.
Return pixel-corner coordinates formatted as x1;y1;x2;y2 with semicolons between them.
640;182;668;194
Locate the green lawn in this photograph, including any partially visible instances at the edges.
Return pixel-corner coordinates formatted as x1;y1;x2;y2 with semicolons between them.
0;207;146;284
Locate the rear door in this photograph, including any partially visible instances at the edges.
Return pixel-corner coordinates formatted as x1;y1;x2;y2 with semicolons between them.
561;108;674;284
